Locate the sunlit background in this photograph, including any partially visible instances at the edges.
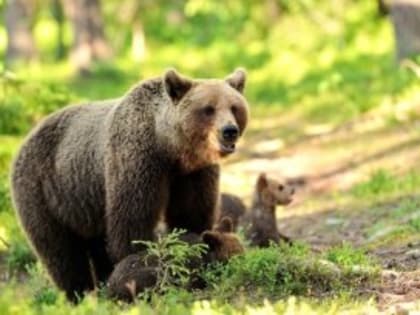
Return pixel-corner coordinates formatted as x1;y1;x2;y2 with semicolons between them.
0;0;420;312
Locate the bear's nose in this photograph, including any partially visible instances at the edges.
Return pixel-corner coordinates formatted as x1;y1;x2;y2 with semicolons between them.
222;125;239;142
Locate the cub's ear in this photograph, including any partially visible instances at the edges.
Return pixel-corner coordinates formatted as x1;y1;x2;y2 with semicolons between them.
163;68;193;104
225;68;246;94
216;216;233;233
256;172;268;193
202;231;222;250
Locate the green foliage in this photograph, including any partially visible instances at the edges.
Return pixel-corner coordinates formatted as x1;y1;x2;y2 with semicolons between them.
202;242;378;301
325;243;376;270
6;235;36;273
351;169;420;198
391;198;420;219
133;229;207;295
351;169;396;197
0;175;10;213
0;71;75;135
27;263;59;307
408;217;420;232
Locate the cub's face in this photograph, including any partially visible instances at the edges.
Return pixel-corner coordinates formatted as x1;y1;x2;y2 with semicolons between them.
163;69;249;171
256;173;295;208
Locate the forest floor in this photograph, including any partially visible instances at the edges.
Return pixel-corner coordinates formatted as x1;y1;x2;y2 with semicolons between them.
220;103;420;312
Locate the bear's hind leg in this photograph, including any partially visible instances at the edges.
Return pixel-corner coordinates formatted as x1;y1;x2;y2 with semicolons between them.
32;218;93;301
14;191;94;301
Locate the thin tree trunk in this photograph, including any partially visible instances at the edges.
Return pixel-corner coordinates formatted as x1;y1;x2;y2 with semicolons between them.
51;0;66;60
390;0;420;61
62;0;111;74
377;0;389;16
5;0;37;65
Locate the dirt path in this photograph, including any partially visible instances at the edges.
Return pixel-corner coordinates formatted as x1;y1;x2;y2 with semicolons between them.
221;115;420;310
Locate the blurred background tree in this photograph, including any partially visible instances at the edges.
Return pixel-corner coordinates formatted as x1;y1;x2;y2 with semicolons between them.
2;0;420;73
62;0;111;74
5;0;38;65
389;0;420;61
376;0;420;61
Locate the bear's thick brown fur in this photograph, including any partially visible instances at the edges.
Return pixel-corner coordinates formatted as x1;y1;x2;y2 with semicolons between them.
107;217;244;302
244;173;295;247
10;69;249;301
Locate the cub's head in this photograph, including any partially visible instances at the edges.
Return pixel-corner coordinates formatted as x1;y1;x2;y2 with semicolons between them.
255;173;295;208
201;216;244;263
163;69;249;171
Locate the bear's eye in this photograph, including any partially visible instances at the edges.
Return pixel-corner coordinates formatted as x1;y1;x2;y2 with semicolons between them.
203;105;215;117
231;105;238;115
278;184;284;191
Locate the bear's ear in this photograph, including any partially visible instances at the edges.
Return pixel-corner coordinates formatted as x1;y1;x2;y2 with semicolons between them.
216;216;233;233
256;172;268;193
163;68;193;104
225;68;246;94
202;231;222;250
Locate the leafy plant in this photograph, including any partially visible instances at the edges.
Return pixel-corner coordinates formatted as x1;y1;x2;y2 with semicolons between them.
202;242;378;301
6;234;36;273
133;229;207;295
26;263;59;307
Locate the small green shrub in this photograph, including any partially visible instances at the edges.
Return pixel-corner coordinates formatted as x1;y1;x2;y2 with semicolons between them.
27;263;59;307
6;236;36;272
133;229;207;296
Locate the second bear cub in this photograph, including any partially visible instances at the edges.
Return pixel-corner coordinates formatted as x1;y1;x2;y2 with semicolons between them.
107;217;243;302
219;173;295;246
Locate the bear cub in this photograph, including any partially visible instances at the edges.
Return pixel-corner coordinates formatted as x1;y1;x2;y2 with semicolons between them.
219;193;246;231
219;173;295;247
107;217;244;302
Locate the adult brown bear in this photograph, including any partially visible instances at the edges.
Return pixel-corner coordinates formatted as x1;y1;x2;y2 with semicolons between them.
10;69;249;301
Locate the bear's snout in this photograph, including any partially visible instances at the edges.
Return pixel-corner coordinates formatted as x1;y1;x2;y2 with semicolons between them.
219;124;239;155
221;125;239;143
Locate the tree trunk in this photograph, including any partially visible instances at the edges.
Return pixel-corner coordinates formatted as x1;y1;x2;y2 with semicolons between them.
62;0;111;74
5;0;37;65
51;0;66;60
377;0;389;16
390;0;420;61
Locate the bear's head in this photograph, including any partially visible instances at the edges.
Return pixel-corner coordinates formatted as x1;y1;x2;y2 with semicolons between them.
255;173;295;209
163;69;249;172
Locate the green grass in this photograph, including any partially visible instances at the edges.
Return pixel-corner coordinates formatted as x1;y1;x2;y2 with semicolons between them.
351;169;420;199
0;239;380;315
0;286;383;315
202;242;378;302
